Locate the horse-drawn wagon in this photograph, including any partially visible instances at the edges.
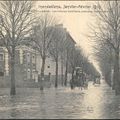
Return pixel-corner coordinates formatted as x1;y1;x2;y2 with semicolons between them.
70;67;87;90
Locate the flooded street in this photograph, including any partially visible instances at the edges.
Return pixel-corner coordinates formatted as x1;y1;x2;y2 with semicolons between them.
0;80;120;119
0;0;120;119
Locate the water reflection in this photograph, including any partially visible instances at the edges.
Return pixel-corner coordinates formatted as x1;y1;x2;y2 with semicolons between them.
0;81;120;119
9;95;20;118
39;90;47;119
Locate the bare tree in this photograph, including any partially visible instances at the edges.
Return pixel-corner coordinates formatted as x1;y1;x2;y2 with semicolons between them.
0;1;35;95
32;14;56;90
94;41;114;87
89;1;120;95
63;33;76;86
49;24;66;88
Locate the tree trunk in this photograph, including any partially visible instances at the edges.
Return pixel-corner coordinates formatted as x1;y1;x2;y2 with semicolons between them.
70;68;74;89
114;49;120;95
41;57;45;77
64;63;68;86
72;68;74;82
61;55;64;86
55;58;58;88
10;48;16;95
109;48;113;87
64;50;68;86
40;57;45;90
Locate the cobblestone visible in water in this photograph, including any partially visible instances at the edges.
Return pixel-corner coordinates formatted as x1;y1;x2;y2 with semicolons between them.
0;80;120;119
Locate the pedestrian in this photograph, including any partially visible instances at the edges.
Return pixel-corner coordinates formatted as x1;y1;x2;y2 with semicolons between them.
98;75;101;84
79;73;84;90
93;75;96;85
85;74;89;89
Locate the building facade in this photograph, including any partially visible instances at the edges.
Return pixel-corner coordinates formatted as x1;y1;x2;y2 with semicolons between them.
0;29;76;87
0;45;67;87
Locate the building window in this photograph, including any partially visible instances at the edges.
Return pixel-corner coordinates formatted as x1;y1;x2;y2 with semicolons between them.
32;54;35;64
48;66;50;68
27;69;30;79
32;70;35;80
0;54;4;61
27;53;30;63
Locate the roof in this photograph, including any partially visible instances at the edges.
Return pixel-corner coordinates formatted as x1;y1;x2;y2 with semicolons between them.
67;33;76;44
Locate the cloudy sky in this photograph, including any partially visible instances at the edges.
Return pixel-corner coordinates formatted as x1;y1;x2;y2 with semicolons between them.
36;1;101;73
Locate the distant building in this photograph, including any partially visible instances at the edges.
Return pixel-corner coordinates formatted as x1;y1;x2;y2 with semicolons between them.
0;45;66;87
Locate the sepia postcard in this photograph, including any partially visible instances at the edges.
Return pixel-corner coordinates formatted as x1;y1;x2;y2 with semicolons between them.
0;0;120;119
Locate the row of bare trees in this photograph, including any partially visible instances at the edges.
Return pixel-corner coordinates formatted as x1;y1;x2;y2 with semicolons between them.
0;0;79;94
0;0;99;95
89;1;120;95
31;17;77;89
0;0;77;94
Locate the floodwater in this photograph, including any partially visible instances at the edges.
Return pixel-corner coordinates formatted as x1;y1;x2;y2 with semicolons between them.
0;80;120;119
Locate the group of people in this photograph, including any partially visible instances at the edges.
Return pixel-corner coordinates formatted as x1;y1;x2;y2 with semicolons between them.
93;75;101;85
70;67;101;90
70;68;89;90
